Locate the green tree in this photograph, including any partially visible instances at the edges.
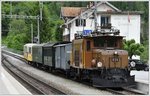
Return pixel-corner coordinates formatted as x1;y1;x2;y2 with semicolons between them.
2;2;11;36
140;40;149;62
54;20;64;41
5;19;29;50
40;2;64;42
123;39;145;59
2;1;148;53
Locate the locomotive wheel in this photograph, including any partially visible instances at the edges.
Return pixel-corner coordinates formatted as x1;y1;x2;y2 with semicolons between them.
74;69;83;81
69;67;76;79
28;61;31;65
65;70;71;78
48;67;53;72
33;62;37;67
37;64;43;69
44;66;49;71
36;63;39;68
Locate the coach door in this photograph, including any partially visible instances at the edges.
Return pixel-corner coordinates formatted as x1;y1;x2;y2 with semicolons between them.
55;46;61;68
60;46;65;69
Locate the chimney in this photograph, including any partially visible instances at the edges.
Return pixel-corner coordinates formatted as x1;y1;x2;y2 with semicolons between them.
89;2;94;8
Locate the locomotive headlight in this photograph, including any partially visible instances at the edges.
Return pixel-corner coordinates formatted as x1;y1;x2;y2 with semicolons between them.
91;59;97;67
97;62;102;67
114;51;118;55
130;61;136;67
92;59;96;64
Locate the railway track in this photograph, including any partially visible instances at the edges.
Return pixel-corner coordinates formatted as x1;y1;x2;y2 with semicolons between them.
2;58;43;95
1;50;146;95
106;88;145;95
1;52;65;95
79;81;145;95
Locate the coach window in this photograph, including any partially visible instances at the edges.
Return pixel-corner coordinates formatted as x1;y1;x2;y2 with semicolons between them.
29;47;31;54
86;41;91;51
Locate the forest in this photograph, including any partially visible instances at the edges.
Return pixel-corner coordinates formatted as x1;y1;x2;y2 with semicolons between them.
1;1;149;61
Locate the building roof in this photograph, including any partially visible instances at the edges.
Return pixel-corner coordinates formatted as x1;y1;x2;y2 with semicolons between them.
61;1;121;26
61;7;87;17
97;11;143;15
61;1;142;26
61;1;121;18
43;41;71;47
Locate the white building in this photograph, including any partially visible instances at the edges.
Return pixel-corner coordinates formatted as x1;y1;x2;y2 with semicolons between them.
60;1;142;44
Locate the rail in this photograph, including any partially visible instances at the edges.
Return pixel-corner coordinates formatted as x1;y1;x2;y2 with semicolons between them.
2;51;66;95
106;88;145;95
2;49;148;95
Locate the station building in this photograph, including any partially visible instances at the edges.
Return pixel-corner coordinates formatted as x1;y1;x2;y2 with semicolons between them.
60;1;142;44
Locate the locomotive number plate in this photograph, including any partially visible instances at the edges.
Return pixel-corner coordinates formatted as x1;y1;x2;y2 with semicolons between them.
112;57;119;62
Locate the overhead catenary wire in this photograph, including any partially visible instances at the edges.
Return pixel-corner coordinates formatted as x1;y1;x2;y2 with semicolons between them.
2;2;44;44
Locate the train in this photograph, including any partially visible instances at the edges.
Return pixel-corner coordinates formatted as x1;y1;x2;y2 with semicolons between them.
23;27;135;87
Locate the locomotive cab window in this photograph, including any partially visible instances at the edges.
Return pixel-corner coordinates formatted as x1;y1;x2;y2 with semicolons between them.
93;38;105;47
107;38;118;47
93;37;120;48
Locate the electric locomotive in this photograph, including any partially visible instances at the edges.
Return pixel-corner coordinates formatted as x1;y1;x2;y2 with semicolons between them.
70;27;135;87
23;26;135;87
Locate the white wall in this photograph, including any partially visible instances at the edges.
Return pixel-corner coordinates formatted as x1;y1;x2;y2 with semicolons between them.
69;18;95;41
111;15;140;43
64;14;141;44
63;2;141;44
63;28;69;36
111;14;141;59
97;3;115;12
62;4;141;59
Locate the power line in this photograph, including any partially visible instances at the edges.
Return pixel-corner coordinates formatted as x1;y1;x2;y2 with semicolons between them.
2;14;40;44
2;2;44;44
2;14;38;19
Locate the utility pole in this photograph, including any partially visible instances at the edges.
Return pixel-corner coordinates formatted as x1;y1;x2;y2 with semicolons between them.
9;2;12;32
94;1;97;30
10;2;12;15
3;2;43;44
37;15;40;44
31;24;33;43
2;14;39;43
39;1;43;21
37;1;43;44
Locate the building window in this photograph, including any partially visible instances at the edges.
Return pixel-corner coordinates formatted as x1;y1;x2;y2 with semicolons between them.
77;31;83;35
76;19;86;26
101;16;110;27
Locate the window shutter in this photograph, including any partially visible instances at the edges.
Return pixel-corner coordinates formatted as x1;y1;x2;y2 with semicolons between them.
76;19;78;26
83;19;86;26
76;19;79;26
